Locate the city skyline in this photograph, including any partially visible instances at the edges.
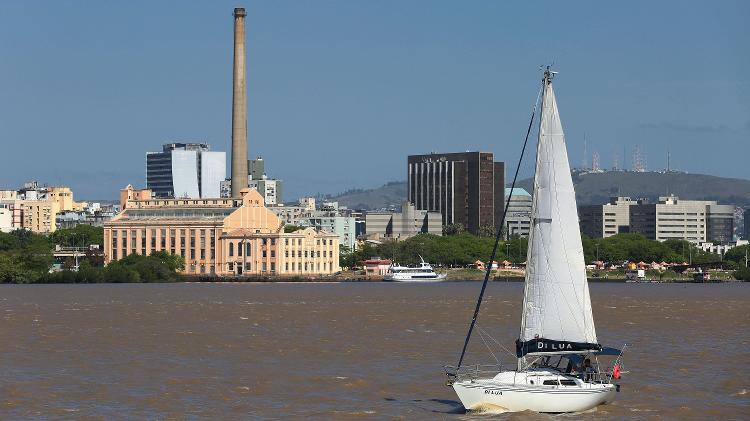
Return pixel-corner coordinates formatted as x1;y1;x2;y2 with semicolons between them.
1;1;748;200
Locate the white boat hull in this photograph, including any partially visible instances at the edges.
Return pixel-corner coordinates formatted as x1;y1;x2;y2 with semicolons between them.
384;273;447;282
453;372;616;413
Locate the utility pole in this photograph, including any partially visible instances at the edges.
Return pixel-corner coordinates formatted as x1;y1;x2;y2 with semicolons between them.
519;238;522;263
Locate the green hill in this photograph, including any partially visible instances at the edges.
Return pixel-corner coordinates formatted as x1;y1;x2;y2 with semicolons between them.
516;171;750;206
328;171;750;210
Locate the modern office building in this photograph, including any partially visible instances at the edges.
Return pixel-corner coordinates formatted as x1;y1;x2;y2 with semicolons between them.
579;197;639;238
268;200;357;250
249;157;282;205
303;202;356;251
407;152;505;234
365;201;442;240
629;196;735;244
103;188;339;276
220;157;283;204
504;188;532;238
706;203;736;244
248;179;281;206
146;143;226;199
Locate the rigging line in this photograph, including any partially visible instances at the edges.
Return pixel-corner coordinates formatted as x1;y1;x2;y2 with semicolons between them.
456;79;544;370
477;324;516;359
476;325;500;364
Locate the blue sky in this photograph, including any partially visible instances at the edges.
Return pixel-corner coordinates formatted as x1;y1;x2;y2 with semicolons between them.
1;1;747;200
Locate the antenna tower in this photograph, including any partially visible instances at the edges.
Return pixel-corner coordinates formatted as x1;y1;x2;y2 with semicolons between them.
666;146;671;172
633;145;647;172
613;151;620;171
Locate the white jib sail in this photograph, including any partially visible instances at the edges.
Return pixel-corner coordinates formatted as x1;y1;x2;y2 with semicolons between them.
519;76;597;350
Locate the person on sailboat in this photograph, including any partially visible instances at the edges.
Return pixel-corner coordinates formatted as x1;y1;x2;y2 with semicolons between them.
581;358;595;381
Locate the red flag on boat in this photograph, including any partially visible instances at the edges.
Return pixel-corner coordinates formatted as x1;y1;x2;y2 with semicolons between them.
613;364;621;380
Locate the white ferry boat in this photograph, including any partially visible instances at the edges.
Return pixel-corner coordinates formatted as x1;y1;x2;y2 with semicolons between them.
384;257;447;282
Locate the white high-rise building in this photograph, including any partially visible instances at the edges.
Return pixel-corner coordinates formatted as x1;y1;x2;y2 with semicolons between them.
200;151;226;198
146;143;226;199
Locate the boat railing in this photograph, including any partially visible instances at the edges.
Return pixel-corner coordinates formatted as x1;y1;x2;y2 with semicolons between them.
444;364;503;382
579;364;624;384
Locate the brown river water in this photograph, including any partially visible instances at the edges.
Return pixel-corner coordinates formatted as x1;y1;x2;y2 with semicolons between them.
1;282;748;420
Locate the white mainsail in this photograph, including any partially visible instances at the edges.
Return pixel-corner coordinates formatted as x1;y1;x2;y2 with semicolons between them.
518;74;597;357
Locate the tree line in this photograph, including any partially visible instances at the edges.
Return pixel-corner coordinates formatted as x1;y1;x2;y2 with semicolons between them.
0;226;184;284
341;232;750;280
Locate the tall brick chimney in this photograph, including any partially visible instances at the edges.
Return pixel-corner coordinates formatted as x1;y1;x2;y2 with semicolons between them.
230;7;249;197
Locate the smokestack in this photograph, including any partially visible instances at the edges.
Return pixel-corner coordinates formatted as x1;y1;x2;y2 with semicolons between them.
231;7;249;197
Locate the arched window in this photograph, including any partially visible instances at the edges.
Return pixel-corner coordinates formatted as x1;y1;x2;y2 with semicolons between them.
246;242;251;256
229;242;234;257
238;242;243;256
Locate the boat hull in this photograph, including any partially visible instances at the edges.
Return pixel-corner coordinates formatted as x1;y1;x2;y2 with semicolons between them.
384;274;447;282
453;379;616;413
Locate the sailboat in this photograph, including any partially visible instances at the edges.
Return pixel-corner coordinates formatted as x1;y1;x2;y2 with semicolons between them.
446;68;624;413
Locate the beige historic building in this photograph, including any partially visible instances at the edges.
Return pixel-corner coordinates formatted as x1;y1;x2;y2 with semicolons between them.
119;184;154;209
103;188;340;276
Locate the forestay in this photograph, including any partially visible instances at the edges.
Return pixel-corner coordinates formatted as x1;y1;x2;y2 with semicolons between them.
517;74;600;359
